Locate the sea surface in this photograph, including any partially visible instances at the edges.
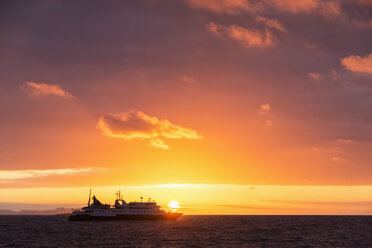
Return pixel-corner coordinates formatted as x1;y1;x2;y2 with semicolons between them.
0;215;371;247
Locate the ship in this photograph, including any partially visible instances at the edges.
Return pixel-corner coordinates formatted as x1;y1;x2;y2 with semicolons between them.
68;189;183;221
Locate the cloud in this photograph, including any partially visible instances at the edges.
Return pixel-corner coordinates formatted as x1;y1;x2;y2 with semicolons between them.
0;168;92;180
332;156;346;162
256;16;287;32
258;104;273;127
312;147;320;152
262;199;372;206
264;0;319;13
20;81;72;98
304;41;319;51
216;204;282;210
357;0;372;5
206;22;276;48
97;110;202;149
260;103;272;111
148;138;169;150
330;69;339;80
336;139;353;144
258;103;272;121
341;52;372;74
264;120;273;127
184;0;256;14
308;72;322;80
205;22;222;37
180;76;197;84
185;0;329;15
351;20;372;29
320;1;341;18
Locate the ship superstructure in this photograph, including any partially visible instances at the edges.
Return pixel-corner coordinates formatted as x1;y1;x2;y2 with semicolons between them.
68;190;182;221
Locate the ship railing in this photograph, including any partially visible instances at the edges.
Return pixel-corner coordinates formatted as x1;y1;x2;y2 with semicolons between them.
72;209;84;213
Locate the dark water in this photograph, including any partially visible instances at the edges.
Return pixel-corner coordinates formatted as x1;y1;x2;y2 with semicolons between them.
0;215;371;247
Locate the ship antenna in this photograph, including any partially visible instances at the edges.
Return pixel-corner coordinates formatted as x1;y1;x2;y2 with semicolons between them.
115;190;122;200
88;188;92;207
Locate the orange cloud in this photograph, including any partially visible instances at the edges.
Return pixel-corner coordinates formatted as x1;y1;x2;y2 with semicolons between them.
185;0;255;14
264;0;319;13
308;72;322;80
341;52;372;73
259;104;272;126
97;110;202;149
205;22;223;37
185;0;340;20
332;156;346;162
260;103;272;111
256;16;287;32
206;22;276;48
20;81;72;98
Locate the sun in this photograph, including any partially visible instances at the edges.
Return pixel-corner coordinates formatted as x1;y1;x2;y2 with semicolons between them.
168;201;180;211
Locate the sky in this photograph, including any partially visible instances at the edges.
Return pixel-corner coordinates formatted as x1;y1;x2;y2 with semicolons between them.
1;0;372;214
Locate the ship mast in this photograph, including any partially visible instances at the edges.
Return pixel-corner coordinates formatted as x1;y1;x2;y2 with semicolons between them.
115;190;122;200
88;188;92;207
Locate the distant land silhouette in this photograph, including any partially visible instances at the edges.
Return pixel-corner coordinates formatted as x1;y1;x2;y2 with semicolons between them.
0;208;72;215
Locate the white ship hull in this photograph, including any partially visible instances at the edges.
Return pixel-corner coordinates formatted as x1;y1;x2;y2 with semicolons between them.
68;190;182;221
69;212;182;221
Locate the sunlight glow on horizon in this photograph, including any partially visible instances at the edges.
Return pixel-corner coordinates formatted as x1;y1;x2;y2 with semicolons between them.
168;200;180;211
1;185;372;215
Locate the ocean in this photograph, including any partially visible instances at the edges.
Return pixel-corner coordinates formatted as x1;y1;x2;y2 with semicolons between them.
0;215;371;247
